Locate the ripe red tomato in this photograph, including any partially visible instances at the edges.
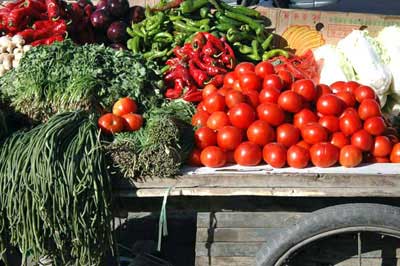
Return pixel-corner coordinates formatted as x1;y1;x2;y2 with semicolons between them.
336;91;356;107
277;123;300;147
367;154;390;163
225;90;245;108
218;86;230;96
316;94;344;116
244;90;260;108
319;115;340;133
259;87;280;104
195;127;217;149
351;129;373;151
278;90;303;113
112;97;138;116
207;111;230;130
202;84;218;99
192;111;210;128
340;107;359;117
257;103;285;126
331;132;350;149
233;80;242;91
390;143;400;163
247;120;275;146
287;145;310;168
310;142;339;167
343;81;360;93
293;108;318;129
255;61;275;78
217;126;242;150
292;79;317;102
339;112;362;136
354;85;376;103
371;136;392;157
200;146;227;168
339;145;362;167
263;143;287;168
98;113;125;135
297;140;311;150
204;93;225;113
122;113;143;131
235;62;255;75
187;149;203;166
301;123;328;144
263;74;284;91
223;72;237;90
277;70;294;89
228;103;256;129
358;99;381;120
316;84;332;99
234;141;262;166
330;81;346;93
197;101;207;112
239;72;262;92
364;116;386;136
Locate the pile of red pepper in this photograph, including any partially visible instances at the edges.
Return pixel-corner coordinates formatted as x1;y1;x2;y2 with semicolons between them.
164;32;236;102
0;0;95;46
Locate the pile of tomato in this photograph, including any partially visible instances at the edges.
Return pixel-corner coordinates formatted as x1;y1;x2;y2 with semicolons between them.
188;61;400;168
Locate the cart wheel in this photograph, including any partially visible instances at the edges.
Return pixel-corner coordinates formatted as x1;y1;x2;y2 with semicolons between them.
256;203;400;266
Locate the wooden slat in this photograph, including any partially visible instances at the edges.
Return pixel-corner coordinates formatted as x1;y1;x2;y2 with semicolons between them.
195;256;254;266
196;242;262;257
197;212;305;228
196;228;281;242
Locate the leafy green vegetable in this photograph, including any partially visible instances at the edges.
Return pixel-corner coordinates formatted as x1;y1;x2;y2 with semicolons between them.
0;40;164;123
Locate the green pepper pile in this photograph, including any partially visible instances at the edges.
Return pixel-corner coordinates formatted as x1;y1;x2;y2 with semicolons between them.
127;0;285;62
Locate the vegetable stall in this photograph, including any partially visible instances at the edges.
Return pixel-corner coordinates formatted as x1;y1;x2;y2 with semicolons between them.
0;0;400;265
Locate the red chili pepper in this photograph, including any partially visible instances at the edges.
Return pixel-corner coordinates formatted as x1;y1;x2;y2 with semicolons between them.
165;64;191;82
24;0;46;12
4;0;25;10
7;7;32;30
189;61;209;87
203;32;224;52
166;57;181;67
191;32;206;51
183;88;202;102
205;74;224;87
165;79;185;99
46;0;60;19
202;55;218;67
202;40;217;57
32;20;56;29
43;34;63;45
222;42;236;69
18;28;35;42
205;65;227;76
84;4;93;17
192;53;209;71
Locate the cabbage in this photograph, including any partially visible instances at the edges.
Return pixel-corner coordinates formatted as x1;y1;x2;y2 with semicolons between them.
337;30;392;96
377;26;400;96
312;44;356;85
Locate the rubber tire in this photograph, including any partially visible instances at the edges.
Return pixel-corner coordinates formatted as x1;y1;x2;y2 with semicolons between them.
256;203;400;266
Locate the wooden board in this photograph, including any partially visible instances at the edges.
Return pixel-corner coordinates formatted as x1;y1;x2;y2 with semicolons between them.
195;256;254;266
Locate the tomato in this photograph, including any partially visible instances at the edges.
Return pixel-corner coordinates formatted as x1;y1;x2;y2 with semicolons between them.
277;123;300;147
200;146;227;168
277;70;294;89
202;84;218;99
331;132;350;149
371;136;392;157
218;86;230;96
257;103;285;126
319;115;340;133
310;142;339;167
112;97;138;116
98;113;125;135
292;79;317;102
351;129;373;151
316;84;332;99
293;108;318;129
122;113;143;131
390;143;400;163
263;143;287;168
228;103;256;129
358;99;381;120
192;111;210;128
278;90;303;113
354;85;376;103
197;101;207;112
287;145;310;168
343;81;360;93
297;140;311;150
207;111;230;130
203;93;225;113
225;90;245;108
239;72;262;92
330;81;346;93
259;87;280;104
233;79;242;91
195;127;217;149
364;116;386;136
339;112;362;136
255;61;275;78
367;154;390;163
244;90;260;108
339;145;362;167
263;74;284;91
223;72;237;90
217;126;242;150
234;141;262;166
301;123;328;144
235;62;255;75
247;120;275;146
187;149;202;166
226;150;235;163
316;94;344;116
336;91;356;107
